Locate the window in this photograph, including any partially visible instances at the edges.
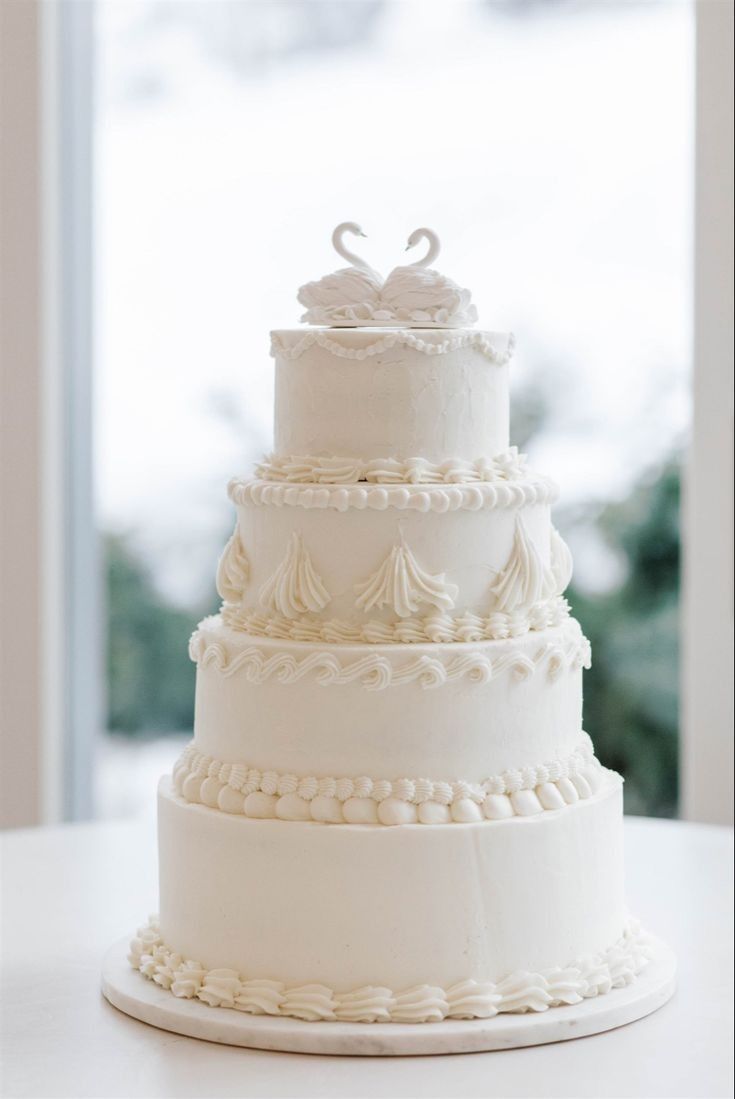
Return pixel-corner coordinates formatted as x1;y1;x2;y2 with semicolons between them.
92;0;694;818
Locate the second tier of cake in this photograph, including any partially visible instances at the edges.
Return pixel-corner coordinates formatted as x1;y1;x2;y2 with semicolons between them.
188;612;588;771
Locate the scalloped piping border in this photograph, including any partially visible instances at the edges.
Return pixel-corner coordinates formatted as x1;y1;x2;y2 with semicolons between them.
255;449;529;486
270;329;515;366
228;477;558;513
221;596;571;645
171;735;612;826
189;619;592;689
129;917;649;1024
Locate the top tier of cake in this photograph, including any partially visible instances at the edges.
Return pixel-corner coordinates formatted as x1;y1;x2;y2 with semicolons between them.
269;328;514;467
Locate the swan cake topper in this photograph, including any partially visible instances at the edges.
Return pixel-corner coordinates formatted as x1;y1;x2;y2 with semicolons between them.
297;222;478;328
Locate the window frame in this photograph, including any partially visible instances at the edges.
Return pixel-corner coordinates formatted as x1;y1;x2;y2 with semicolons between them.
681;0;734;826
0;0;98;825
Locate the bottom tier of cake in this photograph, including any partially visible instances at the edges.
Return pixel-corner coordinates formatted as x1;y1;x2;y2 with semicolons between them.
128;774;649;1024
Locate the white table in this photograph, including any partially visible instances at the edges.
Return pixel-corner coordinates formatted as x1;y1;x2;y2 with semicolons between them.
1;814;733;1099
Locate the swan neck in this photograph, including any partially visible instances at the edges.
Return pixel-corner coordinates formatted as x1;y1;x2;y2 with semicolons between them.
332;224;368;269
411;229;440;268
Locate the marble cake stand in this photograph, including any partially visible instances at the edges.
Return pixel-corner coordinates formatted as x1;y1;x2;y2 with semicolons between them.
101;936;676;1056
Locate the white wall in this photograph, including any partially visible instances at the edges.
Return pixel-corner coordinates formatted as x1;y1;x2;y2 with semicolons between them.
0;0;51;827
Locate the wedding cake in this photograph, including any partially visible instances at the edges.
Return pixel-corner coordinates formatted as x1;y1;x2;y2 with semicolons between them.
128;224;651;1029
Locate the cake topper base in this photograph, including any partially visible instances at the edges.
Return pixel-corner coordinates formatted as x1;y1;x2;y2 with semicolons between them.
101;935;675;1057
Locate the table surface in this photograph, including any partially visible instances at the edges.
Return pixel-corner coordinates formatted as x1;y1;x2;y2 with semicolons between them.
1;812;733;1099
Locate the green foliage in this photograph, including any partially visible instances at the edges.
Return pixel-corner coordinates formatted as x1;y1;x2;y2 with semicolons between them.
568;462;680;817
106;534;214;736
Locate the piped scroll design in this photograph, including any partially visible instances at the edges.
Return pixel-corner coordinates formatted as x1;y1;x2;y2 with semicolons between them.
188;616;592;690
354;540;458;619
258;533;331;620
129;918;650;1024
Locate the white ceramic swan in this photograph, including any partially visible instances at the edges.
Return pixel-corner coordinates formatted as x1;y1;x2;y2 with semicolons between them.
297;222;383;325
378;228;478;327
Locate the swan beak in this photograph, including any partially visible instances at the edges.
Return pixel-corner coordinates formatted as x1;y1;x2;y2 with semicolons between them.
356;229;367;237
405;243;413;251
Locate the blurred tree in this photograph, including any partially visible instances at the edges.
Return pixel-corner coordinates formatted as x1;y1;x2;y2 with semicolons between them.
106;534;216;735
568;461;680;817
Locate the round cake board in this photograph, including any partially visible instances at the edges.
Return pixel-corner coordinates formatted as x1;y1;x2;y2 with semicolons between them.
101;936;675;1057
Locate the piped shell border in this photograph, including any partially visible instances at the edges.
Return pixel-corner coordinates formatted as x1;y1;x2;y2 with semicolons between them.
172;734;613;826
221;596;571;646
254;449;528;486
228;477;558;513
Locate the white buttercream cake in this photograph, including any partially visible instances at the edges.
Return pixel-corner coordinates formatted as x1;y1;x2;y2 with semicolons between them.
128;224;650;1025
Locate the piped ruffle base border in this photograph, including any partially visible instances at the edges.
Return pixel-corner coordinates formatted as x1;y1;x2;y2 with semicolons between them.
128;918;650;1025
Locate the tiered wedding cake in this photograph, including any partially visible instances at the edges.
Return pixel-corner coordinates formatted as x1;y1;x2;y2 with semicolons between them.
128;225;650;1027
